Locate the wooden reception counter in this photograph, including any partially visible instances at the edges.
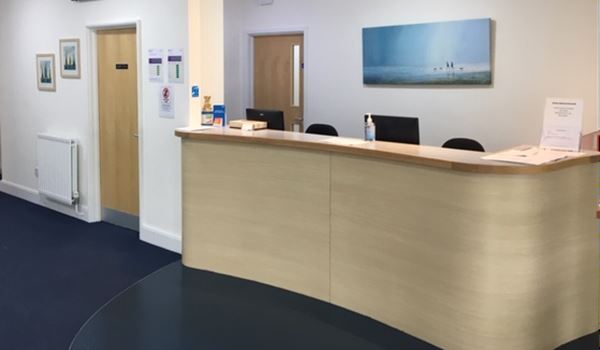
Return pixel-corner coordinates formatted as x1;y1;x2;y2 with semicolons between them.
176;127;599;350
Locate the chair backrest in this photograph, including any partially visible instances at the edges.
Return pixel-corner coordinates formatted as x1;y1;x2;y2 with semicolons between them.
442;138;485;152
305;123;339;136
364;115;420;145
246;108;285;130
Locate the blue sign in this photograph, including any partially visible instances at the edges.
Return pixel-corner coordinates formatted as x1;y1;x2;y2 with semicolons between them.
191;85;200;98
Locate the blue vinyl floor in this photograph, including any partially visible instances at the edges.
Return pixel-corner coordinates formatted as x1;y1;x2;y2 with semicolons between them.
0;192;179;350
0;192;596;350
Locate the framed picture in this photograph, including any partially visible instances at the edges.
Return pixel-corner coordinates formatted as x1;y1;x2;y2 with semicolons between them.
36;54;56;91
363;18;492;85
59;38;80;79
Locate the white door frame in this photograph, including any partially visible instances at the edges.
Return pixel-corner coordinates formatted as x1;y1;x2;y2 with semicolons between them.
86;20;143;223
244;27;308;122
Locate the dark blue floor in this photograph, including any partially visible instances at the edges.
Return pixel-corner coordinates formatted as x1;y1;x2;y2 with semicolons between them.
0;192;180;350
0;192;597;350
69;263;598;350
70;262;442;350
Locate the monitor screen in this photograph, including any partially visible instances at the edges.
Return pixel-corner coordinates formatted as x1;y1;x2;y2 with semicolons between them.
364;114;420;145
246;108;285;131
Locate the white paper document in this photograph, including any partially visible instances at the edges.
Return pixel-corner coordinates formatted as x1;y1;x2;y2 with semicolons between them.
159;85;175;119
168;49;184;84
540;98;583;152
322;137;368;146
148;49;164;83
482;145;582;165
176;126;212;132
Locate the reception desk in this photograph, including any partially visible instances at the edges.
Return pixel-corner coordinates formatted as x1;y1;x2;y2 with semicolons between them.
176;127;599;350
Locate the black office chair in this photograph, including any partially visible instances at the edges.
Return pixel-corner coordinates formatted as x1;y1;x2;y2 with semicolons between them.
305;123;339;136
365;115;420;145
246;108;285;131
442;138;485;152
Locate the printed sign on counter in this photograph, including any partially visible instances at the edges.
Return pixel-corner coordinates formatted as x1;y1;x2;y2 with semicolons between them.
540;98;583;152
148;49;164;83
159;85;175;119
168;49;184;84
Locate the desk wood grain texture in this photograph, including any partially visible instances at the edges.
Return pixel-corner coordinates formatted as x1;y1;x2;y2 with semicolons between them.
330;155;598;350
178;128;599;350
176;127;600;174
182;141;331;301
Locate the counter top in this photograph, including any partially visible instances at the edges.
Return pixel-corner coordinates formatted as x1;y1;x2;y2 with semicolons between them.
175;127;600;174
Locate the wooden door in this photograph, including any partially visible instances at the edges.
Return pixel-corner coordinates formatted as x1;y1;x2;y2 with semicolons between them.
254;34;304;131
98;28;139;216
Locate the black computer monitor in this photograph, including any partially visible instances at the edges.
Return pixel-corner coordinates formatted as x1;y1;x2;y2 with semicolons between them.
246;108;285;131
364;114;420;145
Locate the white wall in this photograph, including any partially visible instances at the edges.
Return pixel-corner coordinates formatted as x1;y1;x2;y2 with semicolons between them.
224;0;599;151
0;0;189;252
189;0;225;126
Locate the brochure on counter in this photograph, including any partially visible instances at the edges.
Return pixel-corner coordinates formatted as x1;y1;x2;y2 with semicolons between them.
482;145;583;166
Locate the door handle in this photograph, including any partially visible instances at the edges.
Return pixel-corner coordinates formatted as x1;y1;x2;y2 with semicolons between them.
133;133;139;138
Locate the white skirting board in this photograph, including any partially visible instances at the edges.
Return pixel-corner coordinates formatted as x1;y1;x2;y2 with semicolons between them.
0;180;89;222
0;180;182;254
140;224;182;254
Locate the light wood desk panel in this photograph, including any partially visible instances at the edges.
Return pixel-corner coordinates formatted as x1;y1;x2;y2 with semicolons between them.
182;140;331;301
330;154;598;350
178;128;599;350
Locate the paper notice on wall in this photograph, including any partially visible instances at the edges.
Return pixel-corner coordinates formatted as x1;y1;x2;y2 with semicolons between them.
539;98;583;152
168;49;184;84
148;49;163;83
159;85;175;119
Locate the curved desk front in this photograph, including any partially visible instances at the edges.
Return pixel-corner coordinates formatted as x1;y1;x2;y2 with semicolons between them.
176;128;599;350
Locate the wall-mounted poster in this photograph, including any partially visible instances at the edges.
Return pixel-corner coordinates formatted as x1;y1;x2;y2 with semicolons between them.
363;18;492;85
36;54;56;91
159;85;175;119
59;39;80;79
148;48;164;83
168;49;184;84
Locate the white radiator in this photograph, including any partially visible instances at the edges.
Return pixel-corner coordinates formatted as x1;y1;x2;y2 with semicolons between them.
37;133;79;206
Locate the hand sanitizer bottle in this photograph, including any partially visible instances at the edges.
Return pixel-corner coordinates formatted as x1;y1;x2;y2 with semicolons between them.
365;113;376;141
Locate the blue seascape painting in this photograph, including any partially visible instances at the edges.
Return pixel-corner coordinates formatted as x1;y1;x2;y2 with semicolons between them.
363;18;492;85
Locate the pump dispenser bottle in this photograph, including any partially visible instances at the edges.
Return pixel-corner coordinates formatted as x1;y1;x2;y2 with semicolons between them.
365;113;376;141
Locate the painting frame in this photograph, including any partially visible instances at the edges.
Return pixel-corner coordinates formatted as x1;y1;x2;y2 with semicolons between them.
36;53;56;92
59;38;81;79
363;18;492;86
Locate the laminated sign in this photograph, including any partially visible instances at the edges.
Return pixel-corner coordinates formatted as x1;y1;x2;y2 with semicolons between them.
168;49;184;84
159;85;175;119
540;98;583;152
148;49;164;83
